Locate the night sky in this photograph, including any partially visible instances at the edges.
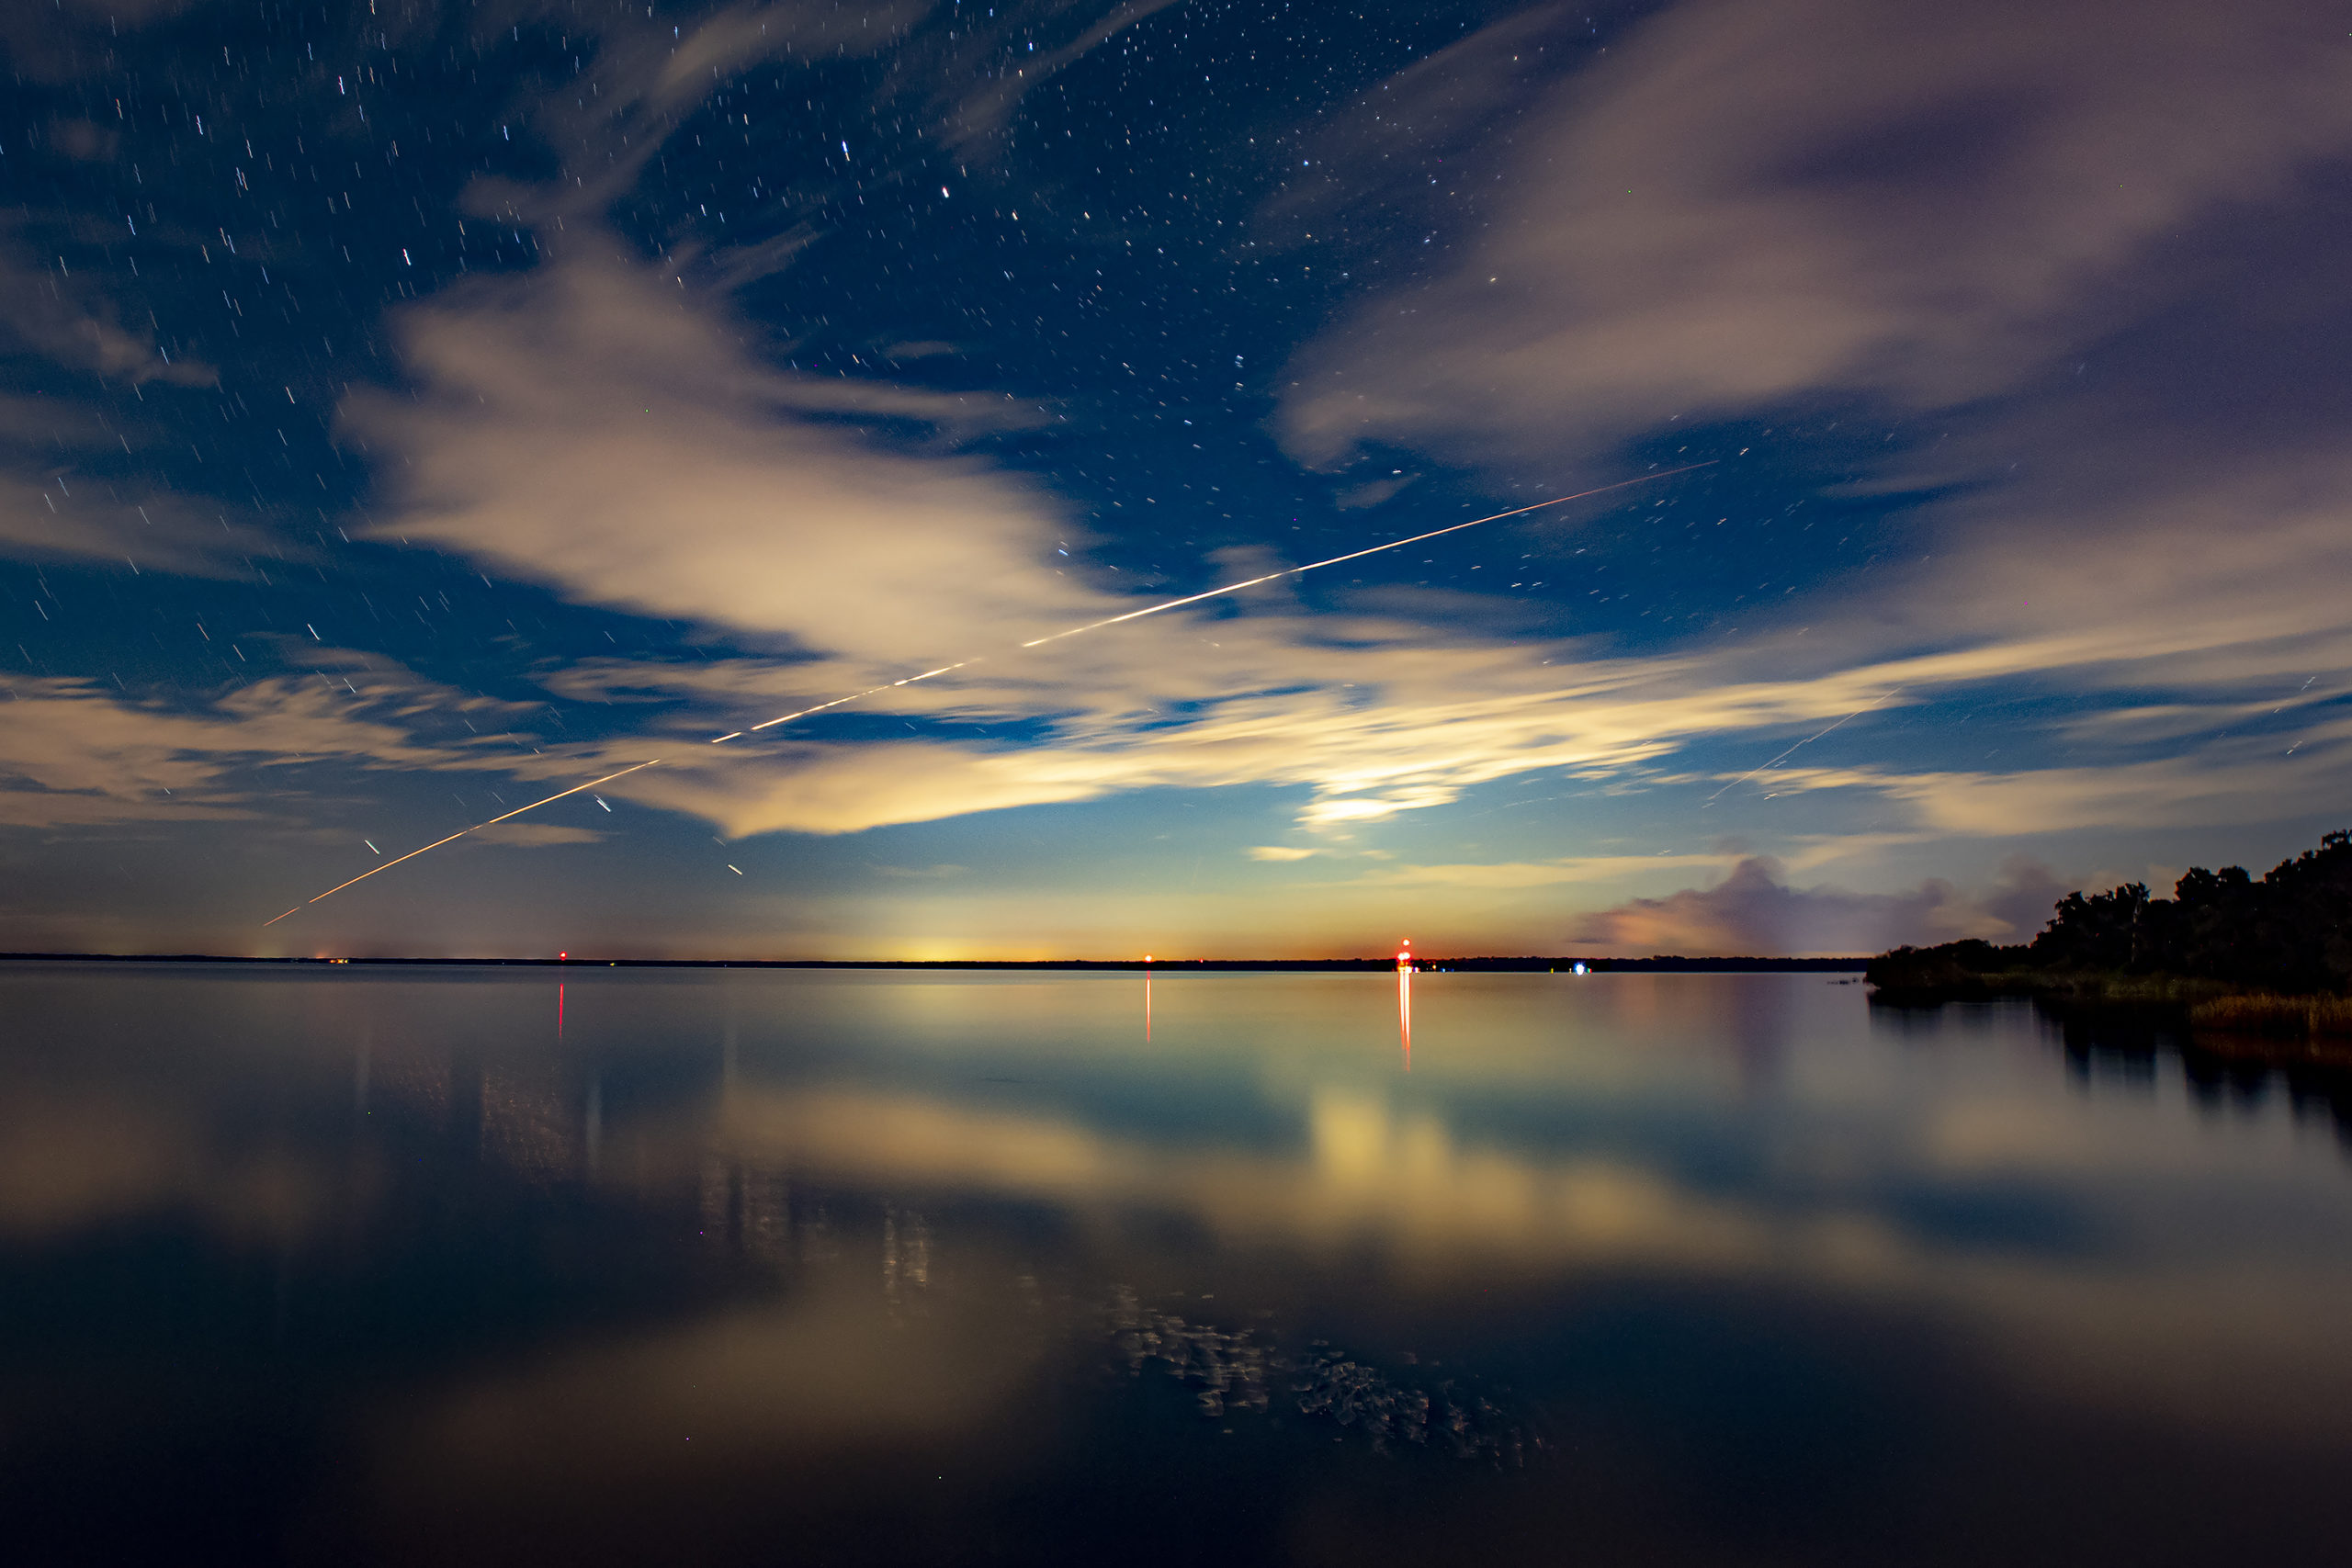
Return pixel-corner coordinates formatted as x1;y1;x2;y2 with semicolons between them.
4;0;2347;959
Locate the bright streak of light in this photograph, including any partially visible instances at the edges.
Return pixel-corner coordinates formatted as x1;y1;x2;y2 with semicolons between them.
263;465;1713;923
260;761;662;925
1015;465;1714;654
730;660;981;739
709;466;1708;745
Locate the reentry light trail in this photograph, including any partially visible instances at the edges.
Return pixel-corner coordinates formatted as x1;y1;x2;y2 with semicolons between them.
1017;467;1713;652
266;464;1710;923
262;761;662;925
707;464;1714;742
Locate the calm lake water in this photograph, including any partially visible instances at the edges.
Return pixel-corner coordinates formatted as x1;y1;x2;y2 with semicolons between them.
6;964;2352;1566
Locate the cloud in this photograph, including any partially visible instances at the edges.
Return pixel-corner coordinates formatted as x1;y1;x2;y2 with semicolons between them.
1359;852;1727;889
0;468;277;577
1758;736;2352;837
537;572;2352;842
533;628;1725;836
350;252;1836;838
0;241;215;389
1248;845;1317;862
0;0;217;82
1267;0;2352;688
0;239;246;573
344;253;1094;665
469;0;922;230
1244;0;2352;866
0;670;562;830
340;39;2352;861
1276;0;2352;475
646;2;912;107
471;822;605;848
1564;853;2065;955
934;0;1187;156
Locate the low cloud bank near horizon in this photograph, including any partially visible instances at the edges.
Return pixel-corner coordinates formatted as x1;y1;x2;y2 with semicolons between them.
1565;854;2069;957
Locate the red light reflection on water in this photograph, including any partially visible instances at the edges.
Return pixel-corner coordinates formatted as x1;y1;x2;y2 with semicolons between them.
1396;940;1414;1071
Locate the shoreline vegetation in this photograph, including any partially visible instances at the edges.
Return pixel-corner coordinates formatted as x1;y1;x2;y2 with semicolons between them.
1867;829;2352;1051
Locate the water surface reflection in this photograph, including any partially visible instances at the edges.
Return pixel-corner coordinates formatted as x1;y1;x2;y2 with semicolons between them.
5;965;2352;1565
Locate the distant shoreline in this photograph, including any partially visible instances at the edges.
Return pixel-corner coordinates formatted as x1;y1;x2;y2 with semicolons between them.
0;953;1867;974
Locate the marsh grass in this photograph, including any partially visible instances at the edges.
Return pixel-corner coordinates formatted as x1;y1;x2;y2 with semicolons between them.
1973;970;2236;1005
2189;993;2352;1037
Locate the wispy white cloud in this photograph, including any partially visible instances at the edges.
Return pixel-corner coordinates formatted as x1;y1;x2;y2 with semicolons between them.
1275;0;2352;476
0;668;567;829
1355;853;1728;890
933;0;1187;156
344;254;1089;664
0;241;216;389
0;468;277;577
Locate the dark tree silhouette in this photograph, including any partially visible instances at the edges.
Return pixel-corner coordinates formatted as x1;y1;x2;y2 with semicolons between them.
1873;829;2352;995
2033;831;2352;990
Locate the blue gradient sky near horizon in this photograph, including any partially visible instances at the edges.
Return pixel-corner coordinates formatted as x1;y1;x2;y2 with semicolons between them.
3;0;2346;958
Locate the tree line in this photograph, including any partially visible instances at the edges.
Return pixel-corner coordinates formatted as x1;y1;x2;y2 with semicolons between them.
1901;829;2352;995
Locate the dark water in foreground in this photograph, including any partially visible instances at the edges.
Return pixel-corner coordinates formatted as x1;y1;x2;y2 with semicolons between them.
6;965;2352;1567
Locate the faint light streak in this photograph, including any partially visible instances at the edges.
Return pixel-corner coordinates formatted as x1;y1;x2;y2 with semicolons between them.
1701;688;1902;807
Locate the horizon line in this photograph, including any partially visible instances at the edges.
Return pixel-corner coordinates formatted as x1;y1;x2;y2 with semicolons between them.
0;951;1871;969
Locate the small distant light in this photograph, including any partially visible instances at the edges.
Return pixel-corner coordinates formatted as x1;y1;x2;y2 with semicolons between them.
1573;962;1588;976
559;951;568;960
